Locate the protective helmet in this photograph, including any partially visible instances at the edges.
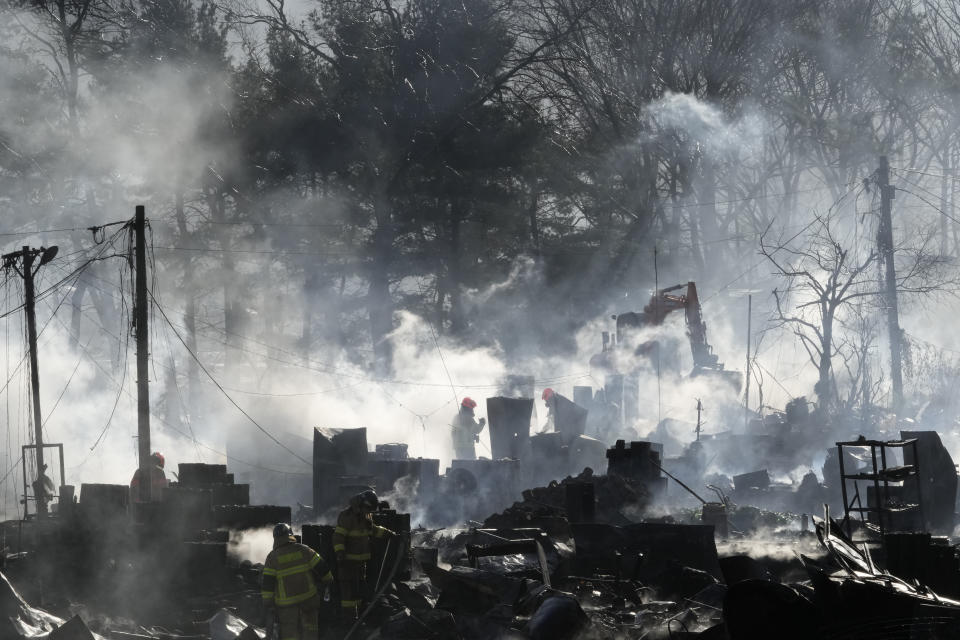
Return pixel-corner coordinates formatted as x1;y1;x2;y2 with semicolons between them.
461;397;477;409
273;522;294;540
351;489;379;511
150;452;165;469
542;388;554;402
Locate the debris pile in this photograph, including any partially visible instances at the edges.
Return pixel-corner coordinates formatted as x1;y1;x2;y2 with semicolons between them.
482;468;650;529
7;427;960;639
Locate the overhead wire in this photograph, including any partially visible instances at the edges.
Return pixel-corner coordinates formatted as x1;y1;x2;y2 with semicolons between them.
72;266;428;395
739;180;868;406
894;185;960;227
415;278;461;409
0;227;89;238
69;262;555;400
46;264;305;476
147;288;312;467
18;228;131;468
890;169;960;228
891;166;960;181
5;235;126;471
703;181;864;303
145;219;204;462
39;337;89;429
0;227;128;320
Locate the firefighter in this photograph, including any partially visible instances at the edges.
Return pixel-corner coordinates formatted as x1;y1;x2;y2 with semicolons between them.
261;522;333;640
451;397;485;460
29;463;55;515
541;388;557;432
130;451;169;502
332;491;395;620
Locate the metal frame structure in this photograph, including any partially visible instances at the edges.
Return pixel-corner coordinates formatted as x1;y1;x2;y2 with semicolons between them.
836;438;924;542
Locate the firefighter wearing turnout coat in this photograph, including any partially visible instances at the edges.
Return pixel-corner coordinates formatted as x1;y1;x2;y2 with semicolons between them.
451;397;485;460
261;523;333;640
333;490;395;619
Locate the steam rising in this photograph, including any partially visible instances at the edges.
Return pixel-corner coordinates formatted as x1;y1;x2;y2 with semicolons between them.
0;0;959;522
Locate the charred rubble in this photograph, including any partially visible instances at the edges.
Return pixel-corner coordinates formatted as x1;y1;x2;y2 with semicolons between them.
6;390;960;639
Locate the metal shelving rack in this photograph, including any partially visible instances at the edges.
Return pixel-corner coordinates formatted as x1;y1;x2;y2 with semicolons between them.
836;437;925;541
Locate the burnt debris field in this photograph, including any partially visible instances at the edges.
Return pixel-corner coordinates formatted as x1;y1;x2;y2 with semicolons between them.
6;0;960;638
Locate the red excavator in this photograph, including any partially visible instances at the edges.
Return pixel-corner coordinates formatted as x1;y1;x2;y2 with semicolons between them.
590;282;742;389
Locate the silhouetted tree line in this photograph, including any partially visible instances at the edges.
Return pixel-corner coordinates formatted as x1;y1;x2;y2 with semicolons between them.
1;0;958;378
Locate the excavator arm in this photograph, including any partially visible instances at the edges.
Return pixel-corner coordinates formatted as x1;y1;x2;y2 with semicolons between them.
680;282;721;371
605;282;737;386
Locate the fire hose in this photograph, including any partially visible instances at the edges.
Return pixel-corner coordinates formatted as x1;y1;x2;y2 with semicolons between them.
342;533;408;640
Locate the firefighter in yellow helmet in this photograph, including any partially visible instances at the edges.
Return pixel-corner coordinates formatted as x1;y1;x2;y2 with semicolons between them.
332;490;395;620
261;523;333;640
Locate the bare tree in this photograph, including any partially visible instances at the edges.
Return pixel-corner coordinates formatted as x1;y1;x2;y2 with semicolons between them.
762;213;878;409
833;302;883;417
763;197;957;413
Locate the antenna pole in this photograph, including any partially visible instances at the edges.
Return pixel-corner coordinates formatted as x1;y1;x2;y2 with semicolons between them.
744;294;752;430
695;398;703;441
654;247;661;425
135;206;152;502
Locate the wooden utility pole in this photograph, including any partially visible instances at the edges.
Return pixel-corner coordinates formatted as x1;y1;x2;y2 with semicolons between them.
134;206;152;502
23;247;45;517
3;245;58;518
877;157;904;412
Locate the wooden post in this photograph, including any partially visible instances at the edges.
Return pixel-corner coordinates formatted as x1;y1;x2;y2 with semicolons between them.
877;157;903;413
135;206;152;502
22;248;47;518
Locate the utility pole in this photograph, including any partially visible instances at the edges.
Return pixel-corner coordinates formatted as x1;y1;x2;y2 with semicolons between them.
3;245;58;519
134;206;152;503
877;156;904;413
743;294;752;431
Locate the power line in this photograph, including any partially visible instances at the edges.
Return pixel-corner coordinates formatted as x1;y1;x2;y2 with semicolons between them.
415;279;460;409
153;246;355;257
704;182;864;303
0;226;128;319
0;227;88;237
891;166;960;181
73;265;594;393
148;289;312;467
894;186;960;228
51;297;306;476
159;219;343;229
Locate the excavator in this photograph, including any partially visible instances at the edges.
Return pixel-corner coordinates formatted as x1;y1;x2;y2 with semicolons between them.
590;282;742;389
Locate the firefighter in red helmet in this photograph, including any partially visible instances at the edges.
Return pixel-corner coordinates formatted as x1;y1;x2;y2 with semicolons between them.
130;451;168;502
451;397;485;460
541;388;557;433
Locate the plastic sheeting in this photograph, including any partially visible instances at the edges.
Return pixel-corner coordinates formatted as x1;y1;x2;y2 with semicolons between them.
0;571;104;639
207;609;265;640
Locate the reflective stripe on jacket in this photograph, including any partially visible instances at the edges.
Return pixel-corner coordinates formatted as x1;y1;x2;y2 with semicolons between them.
332;508;389;562
261;541;332;606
